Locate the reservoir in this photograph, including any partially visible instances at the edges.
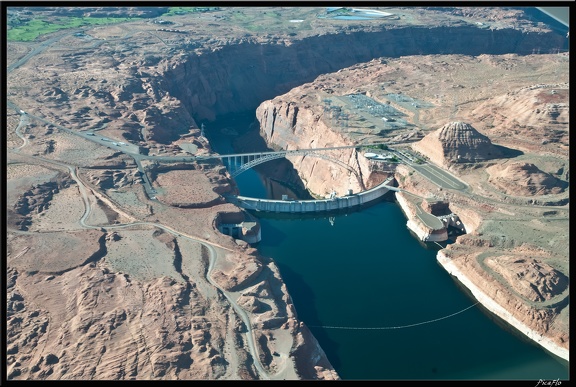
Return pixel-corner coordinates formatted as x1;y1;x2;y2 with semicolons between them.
207;114;569;380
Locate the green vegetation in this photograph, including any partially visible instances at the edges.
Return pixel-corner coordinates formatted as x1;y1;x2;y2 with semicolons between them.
7;16;136;42
164;7;219;16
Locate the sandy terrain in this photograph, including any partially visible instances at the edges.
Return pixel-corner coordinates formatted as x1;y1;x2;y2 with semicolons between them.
152;168;231;207
6;5;568;380
28;185;86;231
8;230;105;274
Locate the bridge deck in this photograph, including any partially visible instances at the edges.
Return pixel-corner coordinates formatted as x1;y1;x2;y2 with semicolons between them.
195;144;363;160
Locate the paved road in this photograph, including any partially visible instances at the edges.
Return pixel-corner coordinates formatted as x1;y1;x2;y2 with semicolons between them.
133;158;157;199
7;31;74;73
7;145;272;379
14;99;567;218
12;109;30;149
393;148;468;191
410;162;468;191
415;204;446;230
193;144;364;160
7;101;383;202
477;250;569;309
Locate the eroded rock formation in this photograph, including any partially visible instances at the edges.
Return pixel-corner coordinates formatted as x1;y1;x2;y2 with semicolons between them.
249;52;568;362
164;25;566;125
486;162;568;196
256;99;376;197
484;256;569;302
412;121;504;167
7;6;569;381
11;174;75;231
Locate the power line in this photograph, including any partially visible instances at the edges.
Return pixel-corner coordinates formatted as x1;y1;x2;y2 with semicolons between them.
308;301;480;330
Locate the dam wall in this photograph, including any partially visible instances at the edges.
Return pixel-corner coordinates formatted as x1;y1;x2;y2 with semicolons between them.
227;177;394;213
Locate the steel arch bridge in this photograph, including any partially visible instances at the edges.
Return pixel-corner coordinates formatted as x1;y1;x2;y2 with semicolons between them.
225;149;365;190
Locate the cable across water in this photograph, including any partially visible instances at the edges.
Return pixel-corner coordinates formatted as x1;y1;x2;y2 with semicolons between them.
308;301;480;330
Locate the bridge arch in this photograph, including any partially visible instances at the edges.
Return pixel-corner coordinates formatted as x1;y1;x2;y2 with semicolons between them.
229;150;365;190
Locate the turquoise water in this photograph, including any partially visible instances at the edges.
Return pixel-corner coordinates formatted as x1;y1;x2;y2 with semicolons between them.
207;115;569;380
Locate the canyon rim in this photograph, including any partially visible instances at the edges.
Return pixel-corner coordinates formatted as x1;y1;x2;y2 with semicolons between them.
6;5;569;380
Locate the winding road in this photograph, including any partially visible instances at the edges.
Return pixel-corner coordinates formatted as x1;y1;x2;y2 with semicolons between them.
8;15;568;378
8;145;273;379
7;26;275;380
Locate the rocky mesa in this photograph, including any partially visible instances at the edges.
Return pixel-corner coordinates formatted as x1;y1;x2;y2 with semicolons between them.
6;6;568;381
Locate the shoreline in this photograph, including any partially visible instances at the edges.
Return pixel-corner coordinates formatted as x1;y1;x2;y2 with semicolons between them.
437;251;569;362
395;192;448;242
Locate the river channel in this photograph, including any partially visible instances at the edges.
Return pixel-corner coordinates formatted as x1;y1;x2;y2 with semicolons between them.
205;113;568;380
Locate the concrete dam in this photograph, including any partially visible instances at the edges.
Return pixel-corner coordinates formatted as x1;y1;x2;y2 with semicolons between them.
225;176;395;213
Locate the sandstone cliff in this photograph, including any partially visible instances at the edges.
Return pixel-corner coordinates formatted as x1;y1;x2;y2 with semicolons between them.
395;192;448;242
471;83;569;154
256;100;374;197
484;255;569;303
438;248;569;361
6;265;247;379
7;6;569;381
162;25;566;124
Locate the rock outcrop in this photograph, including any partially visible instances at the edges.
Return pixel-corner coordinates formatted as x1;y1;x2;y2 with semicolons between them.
420;198;452;216
290;322;341;380
256;99;373;197
395;192;448;242
11;174;75;231
210;251;264;292
7;6;569;381
486;162;568;196
5;267;238;380
471;84;569;152
484;256;569;302
412;121;504;167
164;25;566;124
438;249;569;361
